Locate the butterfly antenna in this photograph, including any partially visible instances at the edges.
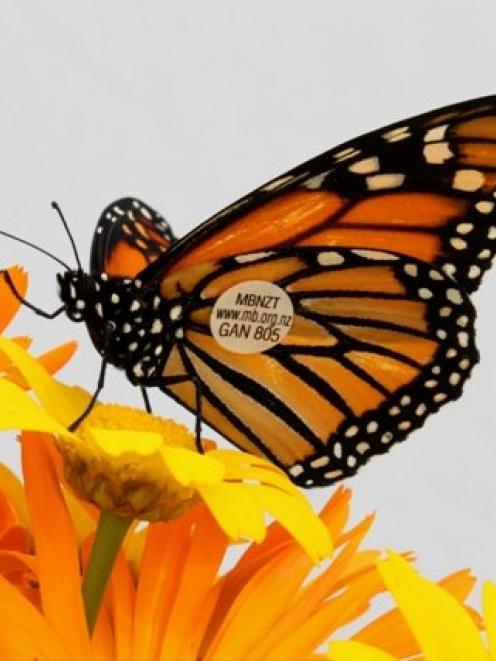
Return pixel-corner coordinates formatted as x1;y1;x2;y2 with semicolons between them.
0;229;71;270
51;201;83;271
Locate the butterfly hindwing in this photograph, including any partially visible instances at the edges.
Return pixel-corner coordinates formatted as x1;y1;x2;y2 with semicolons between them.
158;247;478;486
90;197;176;278
143;95;496;294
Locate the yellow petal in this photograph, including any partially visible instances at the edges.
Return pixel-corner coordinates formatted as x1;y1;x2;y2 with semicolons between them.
328;640;397;661
251;485;332;562
483;582;496;659
377;551;487;661
0;336;89;425
89;429;225;485
198;482;267;542
161;446;225;486
0;378;73;437
90;427;164;456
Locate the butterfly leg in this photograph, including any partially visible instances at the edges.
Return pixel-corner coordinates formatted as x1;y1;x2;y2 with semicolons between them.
141;387;152;413
161;374;204;453
1;270;65;319
68;358;108;431
194;376;203;453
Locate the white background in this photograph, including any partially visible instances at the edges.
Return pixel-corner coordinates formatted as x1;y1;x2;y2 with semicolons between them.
1;0;496;593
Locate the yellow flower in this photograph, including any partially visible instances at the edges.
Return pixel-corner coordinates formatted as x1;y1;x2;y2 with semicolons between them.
0;335;331;560
0;440;395;660
0;265;76;379
327;551;491;661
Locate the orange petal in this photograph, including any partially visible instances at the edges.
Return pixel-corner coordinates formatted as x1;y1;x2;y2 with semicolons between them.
0;574;70;660
262;571;384;660
208;486;351;641
11;336;32;349
38;341;78;376
21;432;91;660
0;489;18;531
0;523;31;553
132;511;197;660
108;552;135;661
0;463;30;528
0;549;40;606
0;266;27;333
246;518;378;659
158;507;228;661
204;541;315;661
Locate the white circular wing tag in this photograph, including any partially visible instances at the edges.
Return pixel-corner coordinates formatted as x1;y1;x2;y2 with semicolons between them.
210;280;294;354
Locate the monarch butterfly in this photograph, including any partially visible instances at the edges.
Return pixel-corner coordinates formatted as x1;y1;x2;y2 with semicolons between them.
4;95;496;487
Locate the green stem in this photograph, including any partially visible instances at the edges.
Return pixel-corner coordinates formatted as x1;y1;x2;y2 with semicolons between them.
82;511;133;634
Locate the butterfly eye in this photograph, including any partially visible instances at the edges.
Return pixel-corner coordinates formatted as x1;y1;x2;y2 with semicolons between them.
105;320;117;333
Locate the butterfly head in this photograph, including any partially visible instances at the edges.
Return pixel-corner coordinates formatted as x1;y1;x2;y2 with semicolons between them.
57;270;96;322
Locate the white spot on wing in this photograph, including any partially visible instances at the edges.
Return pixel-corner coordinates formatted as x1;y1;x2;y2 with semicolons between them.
382;126;411;142
366;173;405;190
289;464;304;477
349;157;379;174
334;147;361;162
476;201;494;214
450;237;467;250
456;222;473;235
151;319;163;334
452;169;484;192
169;305;182;320
404;263;418;277
304;171;331;190
352;249;398;261
317;251;345;266
261;175;294;192
235;252;273;264
423;142;453;164
324;469;343;480
446;288;463;305
424;125;448;142
310;456;330;468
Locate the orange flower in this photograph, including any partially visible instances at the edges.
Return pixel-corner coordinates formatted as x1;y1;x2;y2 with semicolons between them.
0;265;76;380
0;434;354;659
0;431;482;661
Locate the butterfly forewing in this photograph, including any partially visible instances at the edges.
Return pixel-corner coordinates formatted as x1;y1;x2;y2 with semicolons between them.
142;95;496;294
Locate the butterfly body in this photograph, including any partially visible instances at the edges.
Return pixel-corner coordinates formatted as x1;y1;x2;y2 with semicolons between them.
49;96;496;486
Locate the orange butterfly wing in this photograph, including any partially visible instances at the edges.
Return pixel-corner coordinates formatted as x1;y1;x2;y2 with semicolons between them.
142;96;496;294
